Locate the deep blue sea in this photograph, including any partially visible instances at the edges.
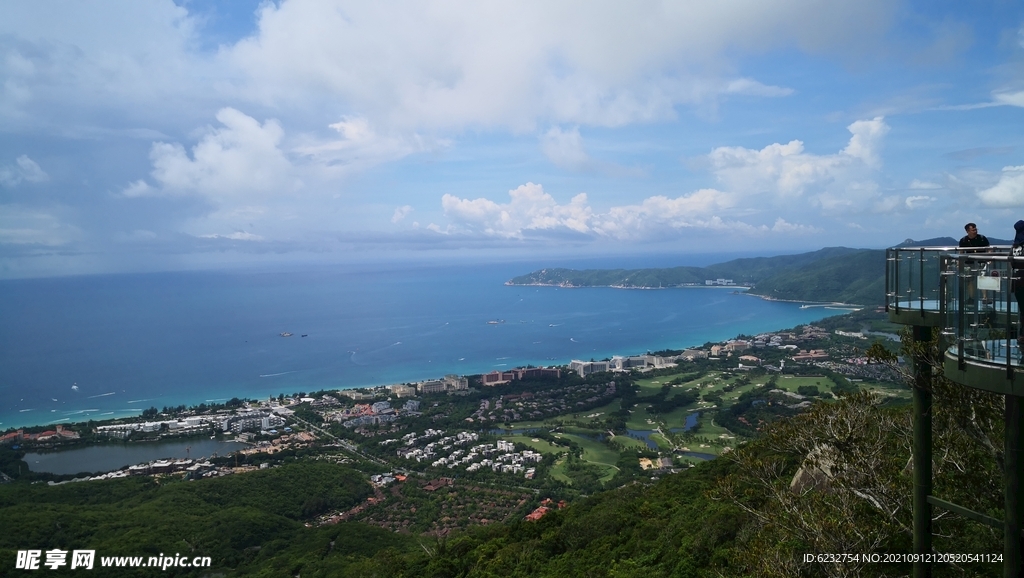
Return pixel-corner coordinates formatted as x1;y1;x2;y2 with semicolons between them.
0;259;842;430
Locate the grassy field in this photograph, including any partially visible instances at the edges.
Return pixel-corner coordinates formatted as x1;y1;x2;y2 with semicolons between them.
553;432;621;482
549;456;571;483
501;435;566;454
774;375;837;393
625;406;661;430
652;405;697;430
608;434;648;451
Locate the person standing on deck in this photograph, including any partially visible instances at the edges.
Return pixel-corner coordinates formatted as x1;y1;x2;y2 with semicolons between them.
960;223;991;304
959;222;990;250
1011;221;1024;346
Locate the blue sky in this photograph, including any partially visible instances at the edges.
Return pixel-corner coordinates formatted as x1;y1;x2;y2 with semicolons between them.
3;0;1024;277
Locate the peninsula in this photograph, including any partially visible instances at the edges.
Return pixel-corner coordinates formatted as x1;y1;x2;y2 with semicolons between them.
506;246;885;305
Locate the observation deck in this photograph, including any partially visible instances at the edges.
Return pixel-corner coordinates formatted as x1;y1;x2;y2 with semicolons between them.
886;245;1023;394
886;244;1023;577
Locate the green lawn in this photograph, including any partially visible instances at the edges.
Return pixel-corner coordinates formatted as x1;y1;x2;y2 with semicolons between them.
774;375;837;393
608;434;648;451
501;435;566;454
549;456;571;483
555;433;620;467
552;433;621;482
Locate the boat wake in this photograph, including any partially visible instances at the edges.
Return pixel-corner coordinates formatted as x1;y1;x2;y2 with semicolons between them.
259;371;296;378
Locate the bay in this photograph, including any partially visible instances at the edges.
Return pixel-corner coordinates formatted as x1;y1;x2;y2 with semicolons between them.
0;259;840;430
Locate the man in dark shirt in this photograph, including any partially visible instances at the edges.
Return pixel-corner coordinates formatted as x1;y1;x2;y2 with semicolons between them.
959;222;990;249
960;223;991;305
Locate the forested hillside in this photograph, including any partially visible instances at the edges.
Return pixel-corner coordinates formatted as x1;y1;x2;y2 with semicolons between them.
507;247;885;304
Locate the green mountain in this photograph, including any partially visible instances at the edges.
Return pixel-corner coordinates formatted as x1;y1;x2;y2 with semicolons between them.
507;247;885;305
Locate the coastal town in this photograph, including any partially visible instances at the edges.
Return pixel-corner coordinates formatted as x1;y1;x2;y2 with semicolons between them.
0;309;920;571
2;313;904;524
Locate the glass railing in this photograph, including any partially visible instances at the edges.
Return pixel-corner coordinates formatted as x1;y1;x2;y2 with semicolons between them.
938;249;1021;371
885;246;955;316
886;245;1024;370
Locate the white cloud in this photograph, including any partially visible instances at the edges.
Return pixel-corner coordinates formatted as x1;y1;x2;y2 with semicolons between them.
226;1;893;131
993;91;1024;108
120;180;153;198
295;116;438;176
150;108;293;197
442;182;593;238
770;218;821;234
978;165;1024;207
197;232;264;241
905;195;936;209
841;117;889;168
909;179;941;190
0;155;48;186
391;205;414;223
594;189;738;238
0;1;213;134
440;182;821;241
723;78;794;97
131;108;296;199
706;117;889;211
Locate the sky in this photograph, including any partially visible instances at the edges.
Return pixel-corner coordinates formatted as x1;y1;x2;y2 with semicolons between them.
3;0;1024;278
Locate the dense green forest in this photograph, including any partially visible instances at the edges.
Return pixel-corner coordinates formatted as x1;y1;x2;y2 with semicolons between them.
506;247;885;304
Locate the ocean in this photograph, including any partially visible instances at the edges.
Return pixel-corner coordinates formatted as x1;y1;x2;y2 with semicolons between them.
0;258;843;430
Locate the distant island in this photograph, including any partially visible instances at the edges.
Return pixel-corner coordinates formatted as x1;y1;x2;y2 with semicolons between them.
506;246;886;306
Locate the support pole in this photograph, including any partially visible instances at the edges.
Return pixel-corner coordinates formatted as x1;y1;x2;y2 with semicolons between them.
913;324;933;578
1006;395;1022;578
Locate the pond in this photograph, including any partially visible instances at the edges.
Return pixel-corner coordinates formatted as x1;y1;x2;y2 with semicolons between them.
24;438;245;475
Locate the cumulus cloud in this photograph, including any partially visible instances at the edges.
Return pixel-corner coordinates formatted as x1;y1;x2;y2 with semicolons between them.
978;165;1024;207
706;117;889;211
122;108;296;200
442;183;593;238
0;155;48;186
594;189;738;238
439;182;819;241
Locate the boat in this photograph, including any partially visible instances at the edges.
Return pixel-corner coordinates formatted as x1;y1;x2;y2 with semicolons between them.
487;320;505;325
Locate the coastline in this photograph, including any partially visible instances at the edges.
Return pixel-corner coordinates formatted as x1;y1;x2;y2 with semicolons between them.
504;281;752;290
3;272;845;432
743;292;863;309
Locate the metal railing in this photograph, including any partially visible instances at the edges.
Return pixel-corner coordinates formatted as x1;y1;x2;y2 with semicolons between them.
886;246;1020;370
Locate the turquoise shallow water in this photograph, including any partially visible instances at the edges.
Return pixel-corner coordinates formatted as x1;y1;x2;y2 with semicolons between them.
0;260;840;430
